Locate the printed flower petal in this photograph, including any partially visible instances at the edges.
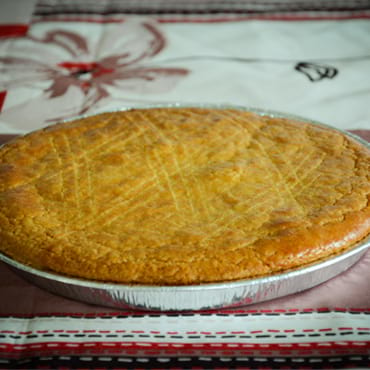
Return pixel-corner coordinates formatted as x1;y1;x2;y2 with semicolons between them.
0;86;87;132
98;20;165;68
103;67;189;93
30;30;90;58
0;56;50;70
3;37;68;65
0;20;189;131
45;75;85;99
0;57;57;88
77;85;110;115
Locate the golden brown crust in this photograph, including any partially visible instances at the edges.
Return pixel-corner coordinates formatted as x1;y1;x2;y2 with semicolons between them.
0;107;369;285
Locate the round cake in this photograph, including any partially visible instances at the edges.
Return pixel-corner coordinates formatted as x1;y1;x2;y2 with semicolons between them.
0;107;369;285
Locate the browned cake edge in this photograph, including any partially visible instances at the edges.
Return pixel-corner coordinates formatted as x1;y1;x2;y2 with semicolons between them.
0;201;368;285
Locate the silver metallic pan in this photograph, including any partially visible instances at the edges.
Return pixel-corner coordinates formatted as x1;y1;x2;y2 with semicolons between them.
0;105;369;311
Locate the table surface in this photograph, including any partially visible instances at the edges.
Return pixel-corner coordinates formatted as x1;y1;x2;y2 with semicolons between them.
0;1;369;368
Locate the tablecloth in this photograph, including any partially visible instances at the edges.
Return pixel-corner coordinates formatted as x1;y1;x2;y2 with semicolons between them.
0;0;369;368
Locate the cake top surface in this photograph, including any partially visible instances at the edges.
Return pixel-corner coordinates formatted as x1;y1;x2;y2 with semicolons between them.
0;107;369;285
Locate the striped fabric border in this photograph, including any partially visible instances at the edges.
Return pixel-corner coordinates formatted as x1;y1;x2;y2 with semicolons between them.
0;309;369;368
33;0;370;22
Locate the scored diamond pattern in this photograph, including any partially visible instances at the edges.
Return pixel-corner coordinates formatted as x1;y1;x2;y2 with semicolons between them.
29;108;350;242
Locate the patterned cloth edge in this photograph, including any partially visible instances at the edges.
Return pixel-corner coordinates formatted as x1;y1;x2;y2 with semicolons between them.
33;0;370;22
0;310;369;368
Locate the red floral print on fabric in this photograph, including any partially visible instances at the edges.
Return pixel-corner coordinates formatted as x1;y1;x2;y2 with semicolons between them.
0;20;189;129
0;91;6;112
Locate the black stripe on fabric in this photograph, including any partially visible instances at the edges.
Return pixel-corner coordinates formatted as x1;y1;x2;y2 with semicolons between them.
35;0;370;7
0;331;357;339
32;3;370;17
1;355;369;369
0;310;369;319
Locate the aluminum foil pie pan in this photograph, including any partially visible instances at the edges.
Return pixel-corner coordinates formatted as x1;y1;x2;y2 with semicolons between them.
1;239;369;311
0;104;369;311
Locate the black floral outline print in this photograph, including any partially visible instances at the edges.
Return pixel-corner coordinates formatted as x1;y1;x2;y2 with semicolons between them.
153;54;370;83
294;62;338;82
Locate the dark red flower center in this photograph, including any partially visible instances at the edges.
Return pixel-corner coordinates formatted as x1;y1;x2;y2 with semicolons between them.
58;62;114;80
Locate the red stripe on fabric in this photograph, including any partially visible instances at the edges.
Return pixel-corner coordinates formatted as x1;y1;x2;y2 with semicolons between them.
0;25;28;37
0;91;6;112
1;341;370;351
32;17;125;24
158;13;370;22
30;12;370;25
1;349;367;359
